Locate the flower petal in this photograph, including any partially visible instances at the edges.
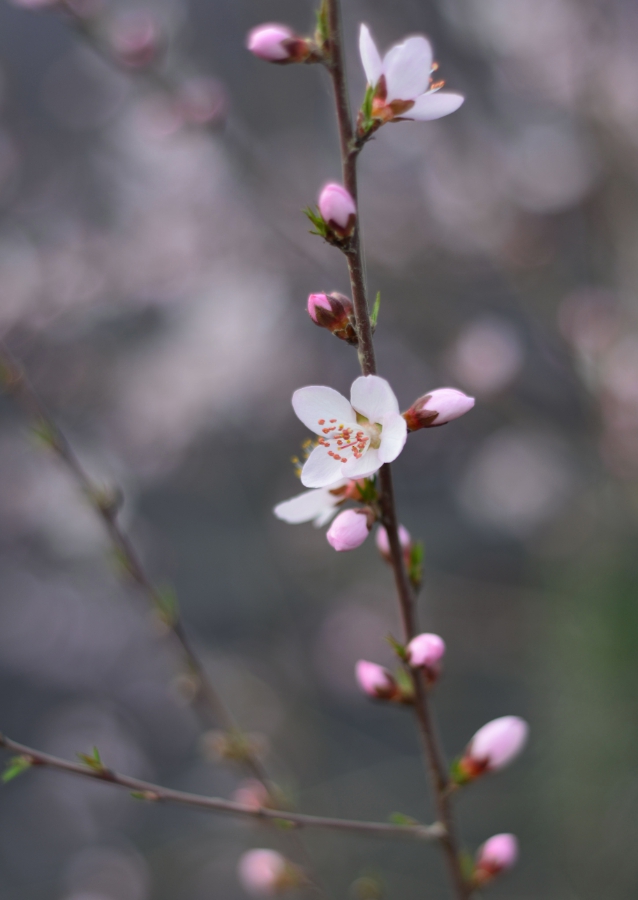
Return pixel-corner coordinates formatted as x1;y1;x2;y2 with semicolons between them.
383;36;432;103
350;375;399;422
300;445;345;488
341;447;382;479
292;386;355;435
359;24;383;87
378;412;407;463
274;487;338;524
405;91;464;121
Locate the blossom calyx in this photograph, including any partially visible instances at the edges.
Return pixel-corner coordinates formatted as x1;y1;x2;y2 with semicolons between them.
307;293;358;345
238;849;302;895
403;388;475;431
406;633;446;683
326;508;373;551
246;23;319;65
473;834;519;886
454;716;529;784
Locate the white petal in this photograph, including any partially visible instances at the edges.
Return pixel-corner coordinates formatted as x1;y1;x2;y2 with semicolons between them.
341;447;382;479
350;375;399;423
383;36;432;103
378;412;407;463
359;24;383;87
406;91;464;121
300;445;345;488
274;488;336;524
292;386;355;435
314;505;341;528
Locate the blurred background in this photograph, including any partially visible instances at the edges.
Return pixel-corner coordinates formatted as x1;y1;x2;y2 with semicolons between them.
0;0;637;897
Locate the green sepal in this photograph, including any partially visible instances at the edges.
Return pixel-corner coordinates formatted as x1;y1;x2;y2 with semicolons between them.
370;291;381;330
314;0;329;46
360;85;375;132
449;756;471;787
388;811;419;826
2;755;32;783
353;477;377;504
394;667;415;702
78;746;104;771
386;634;408;662
459;851;475;883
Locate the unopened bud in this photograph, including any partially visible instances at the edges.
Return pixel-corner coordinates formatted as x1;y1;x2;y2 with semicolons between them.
232;778;272;810
355;660;399;700
403;388;475;431
109;10;161;68
474;833;519;885
375;524;411;562
318;183;356;238
246;23;313;64
307;292;357;344
457;716;528;782
326;508;371;551
406;633;445;683
238;849;300;895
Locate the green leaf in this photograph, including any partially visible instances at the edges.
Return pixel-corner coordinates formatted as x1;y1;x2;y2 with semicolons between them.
155;585;179;626
303;206;328;238
314;0;329;45
362;85;374;123
388;812;419;826
408;541;424;589
78;746;104;771
2;756;32;783
386;634;407;661
370;291;381;329
31;420;59;450
449;756;471;787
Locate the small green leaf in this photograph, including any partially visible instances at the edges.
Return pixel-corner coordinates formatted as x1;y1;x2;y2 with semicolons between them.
315;0;329;45
353;477;377;504
273;817;296;830
78;746;104;771
449;757;471;787
459;851;475;882
303;206;328;237
155;585;179;626
408;541;424;589
2;756;32;783
386;634;407;661
370;291;381;329
362;85;374;123
388;812;419;826
31;420;59;450
394;667;414;702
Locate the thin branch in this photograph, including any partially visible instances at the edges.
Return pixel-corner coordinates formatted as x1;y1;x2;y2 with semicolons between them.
0;344;269;788
322;3;471;897
0;733;444;842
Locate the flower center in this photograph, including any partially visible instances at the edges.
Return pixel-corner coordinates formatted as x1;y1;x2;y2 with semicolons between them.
314;415;380;463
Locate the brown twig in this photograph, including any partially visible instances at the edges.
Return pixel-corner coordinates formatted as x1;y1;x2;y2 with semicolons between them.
323;3;471;897
0;344;270;789
0;733;444;842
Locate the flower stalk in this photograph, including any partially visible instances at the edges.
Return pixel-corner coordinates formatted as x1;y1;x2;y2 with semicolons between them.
322;2;471;896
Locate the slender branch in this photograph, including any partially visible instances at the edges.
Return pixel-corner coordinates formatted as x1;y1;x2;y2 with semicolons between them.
323;4;471;897
0;344;270;789
0;733;444;842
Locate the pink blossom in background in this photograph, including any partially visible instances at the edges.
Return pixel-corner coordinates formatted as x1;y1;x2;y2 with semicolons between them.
326;509;370;551
404;388;475;431
406;633;445;678
318;183;356;235
462;715;529;778
359;24;464;122
109;10;160;68
375;524;411;560
475;833;519;883
247;24;296;62
9;0;59;8
238;849;290;896
355;660;398;700
292;375;407;487
232;779;271;810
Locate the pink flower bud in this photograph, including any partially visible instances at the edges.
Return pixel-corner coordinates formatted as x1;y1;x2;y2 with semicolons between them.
238;849;297;895
406;633;445;682
246;23;304;63
403;388;475;431
474;833;519;884
326;509;370;552
318;183;357;237
307;292;357;344
460;716;529;780
355;660;399;700
232;779;271;810
375;524;411;562
109;10;160;68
